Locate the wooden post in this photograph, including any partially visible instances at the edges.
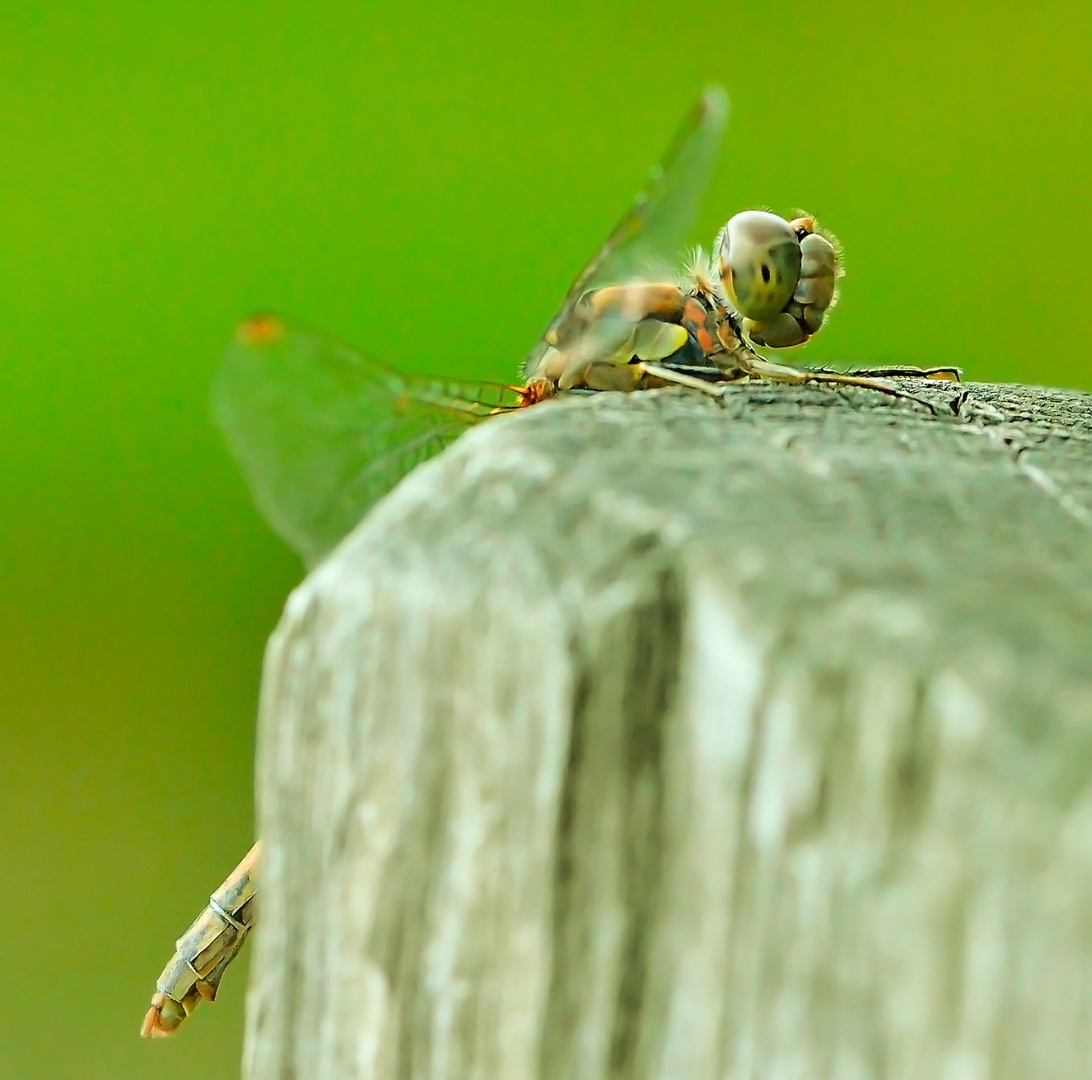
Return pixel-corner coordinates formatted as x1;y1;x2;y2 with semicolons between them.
243;379;1092;1080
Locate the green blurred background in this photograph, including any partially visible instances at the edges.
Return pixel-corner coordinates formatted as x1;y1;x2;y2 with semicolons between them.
1;2;1089;1077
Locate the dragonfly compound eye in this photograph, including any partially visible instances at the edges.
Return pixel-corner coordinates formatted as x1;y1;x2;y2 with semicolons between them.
794;232;839;311
717;210;800;322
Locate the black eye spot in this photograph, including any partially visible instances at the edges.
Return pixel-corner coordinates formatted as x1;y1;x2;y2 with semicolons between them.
761;264;771;284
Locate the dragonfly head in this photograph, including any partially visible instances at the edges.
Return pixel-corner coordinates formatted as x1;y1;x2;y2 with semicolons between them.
717;211;843;349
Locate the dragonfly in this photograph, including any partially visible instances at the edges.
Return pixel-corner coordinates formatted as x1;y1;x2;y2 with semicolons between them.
141;84;960;1038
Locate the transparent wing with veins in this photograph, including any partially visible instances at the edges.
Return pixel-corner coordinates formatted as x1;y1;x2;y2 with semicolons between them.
522;85;729;380
214;90;727;568
214;315;525;568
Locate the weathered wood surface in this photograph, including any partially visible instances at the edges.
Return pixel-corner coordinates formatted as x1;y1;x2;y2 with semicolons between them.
244;378;1092;1080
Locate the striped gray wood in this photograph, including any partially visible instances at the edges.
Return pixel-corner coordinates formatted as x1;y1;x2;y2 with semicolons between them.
244;379;1092;1080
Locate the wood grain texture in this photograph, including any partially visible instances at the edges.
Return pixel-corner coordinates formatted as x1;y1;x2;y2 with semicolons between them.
243;379;1092;1080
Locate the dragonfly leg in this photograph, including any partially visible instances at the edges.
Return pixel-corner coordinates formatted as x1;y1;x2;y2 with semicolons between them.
837;364;963;383
738;355;940;414
636;361;734;397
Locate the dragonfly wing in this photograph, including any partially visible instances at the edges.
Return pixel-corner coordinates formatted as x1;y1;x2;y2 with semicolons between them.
523;85;729;379
214;315;520;568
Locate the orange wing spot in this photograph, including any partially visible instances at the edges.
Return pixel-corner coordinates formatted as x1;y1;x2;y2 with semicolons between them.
236;314;285;346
